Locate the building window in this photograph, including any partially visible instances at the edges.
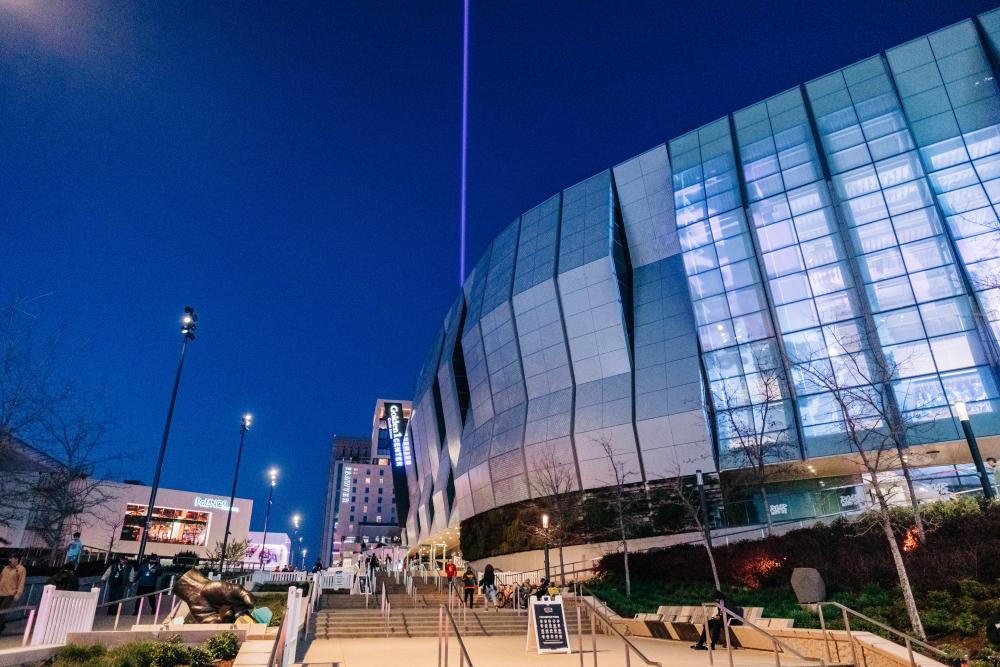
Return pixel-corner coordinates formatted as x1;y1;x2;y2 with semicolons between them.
378;488;383;495
376;515;382;523
379;470;384;476
350;505;355;512
349;515;354;522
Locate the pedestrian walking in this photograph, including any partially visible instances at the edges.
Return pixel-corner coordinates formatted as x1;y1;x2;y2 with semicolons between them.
462;566;477;608
0;555;26;635
132;554;162;614
481;564;498;611
101;555;132;614
445;558;457;596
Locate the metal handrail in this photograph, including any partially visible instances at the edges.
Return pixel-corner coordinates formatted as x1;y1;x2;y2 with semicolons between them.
439;605;474;667
702;603;828;667
578;585;662;667
816;601;948;667
265;611;289;667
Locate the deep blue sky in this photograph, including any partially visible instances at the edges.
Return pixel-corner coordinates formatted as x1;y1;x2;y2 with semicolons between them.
1;0;995;562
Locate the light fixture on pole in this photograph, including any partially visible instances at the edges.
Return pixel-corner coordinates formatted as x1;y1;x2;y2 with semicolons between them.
259;468;278;570
136;306;198;567
219;413;253;572
301;547;308;570
954;401;996;499
541;513;550;584
695;470;714;549
291;513;301;569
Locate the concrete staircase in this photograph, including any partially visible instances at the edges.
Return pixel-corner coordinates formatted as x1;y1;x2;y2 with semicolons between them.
311;577;586;639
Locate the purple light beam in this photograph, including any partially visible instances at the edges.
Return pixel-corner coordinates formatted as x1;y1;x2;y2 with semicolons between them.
459;0;469;285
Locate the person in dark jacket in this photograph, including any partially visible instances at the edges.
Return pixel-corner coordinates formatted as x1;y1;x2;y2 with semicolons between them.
692;590;728;650
101;555;132;614
461;566;477;608
47;563;79;592
481;564;498;611
132;554;162;614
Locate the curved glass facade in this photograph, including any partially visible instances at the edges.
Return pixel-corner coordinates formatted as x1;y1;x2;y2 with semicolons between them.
402;11;1000;548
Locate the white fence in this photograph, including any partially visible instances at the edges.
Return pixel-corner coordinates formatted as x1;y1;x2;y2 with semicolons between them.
251;570;311;585
30;585;100;646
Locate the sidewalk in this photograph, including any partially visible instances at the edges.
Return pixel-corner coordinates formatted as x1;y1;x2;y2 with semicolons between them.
302;634;799;667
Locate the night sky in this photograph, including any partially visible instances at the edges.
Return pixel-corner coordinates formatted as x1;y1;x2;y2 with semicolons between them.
1;0;995;561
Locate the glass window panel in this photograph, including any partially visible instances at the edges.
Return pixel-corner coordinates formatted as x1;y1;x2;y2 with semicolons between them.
875;151;924;188
940;366;1000;403
763;245;805;278
868;129;915;161
676;201;708;227
688;269;725;299
830;351;874;388
826;123;865;152
727;285;766;317
927;163;979;192
919;297;975;337
740;339;782;372
733;311;772;343
682;244;719;275
782;161;821;189
699;321;736;351
711;377;749;406
776;300;820;332
815;291;857;323
984;178;1000;205
694;294;731;326
809;264;851;296
844;192;890;226
945;205;997;239
900;236;951;272
801;234;842;268
791;359;835;395
920;136;970;171
834;165;880;200
716;233;753;266
852;220;897;253
750;194;792;227
783;329;826;361
883;340;936;377
862;109;907;140
867;276;916;311
778;143;813;169
757;220;797;252
744;372;786;404
771;273;812;305
824;320;866;355
799;392;842;426
964;256;1000;286
974;153;1000;181
706;189;742;217
704;348;744;380
909;265;965;302
860;248;906;283
930;332;985;371
747;174;785;202
794;209;836;241
892;207;942;243
787;182;828;215
679;220;712;250
965;124;1000;160
884;180;932;215
937;183;990;215
709;209;746;241
874;307;925;344
828;142;871;173
956;231;1000;264
721;259;758;290
744;155;780;181
893;375;947;411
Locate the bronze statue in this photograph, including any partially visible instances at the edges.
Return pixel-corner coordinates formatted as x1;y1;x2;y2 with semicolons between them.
172;569;255;624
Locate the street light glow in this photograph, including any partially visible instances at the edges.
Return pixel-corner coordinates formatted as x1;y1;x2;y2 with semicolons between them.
954;401;969;422
541;513;549;530
243;413;253;429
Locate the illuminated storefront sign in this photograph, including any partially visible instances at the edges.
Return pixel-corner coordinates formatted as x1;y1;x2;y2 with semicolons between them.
385;402;411;467
120;503;211;545
340;466;353;503
194;496;239;512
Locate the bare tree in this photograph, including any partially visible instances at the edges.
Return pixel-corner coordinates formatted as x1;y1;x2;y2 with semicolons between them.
653;466;722;590
594;433;639;597
206;538;250;567
528;445;580;585
711;344;796;535
790;331;927;640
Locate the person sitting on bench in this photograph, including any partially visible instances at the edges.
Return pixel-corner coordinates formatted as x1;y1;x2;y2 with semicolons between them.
692;590;727;650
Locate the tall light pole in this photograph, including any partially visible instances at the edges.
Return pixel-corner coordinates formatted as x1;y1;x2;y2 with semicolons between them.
220;413;253;572
696;470;714;549
291;514;301;570
301;547;308;570
541;513;550;584
136;307;197;566
259;468;278;570
954;402;996;500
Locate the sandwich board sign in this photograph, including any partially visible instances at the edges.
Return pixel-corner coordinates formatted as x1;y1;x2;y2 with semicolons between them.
526;595;572;654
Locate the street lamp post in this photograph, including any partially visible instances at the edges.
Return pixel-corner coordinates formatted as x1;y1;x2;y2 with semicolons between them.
259;469;278;570
136;307;197;567
220;413;253;573
291;514;301;570
954;402;996;500
541;513;550;584
696;470;714;549
301;547;308;570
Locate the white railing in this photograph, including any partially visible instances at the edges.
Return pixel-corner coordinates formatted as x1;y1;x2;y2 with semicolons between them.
252;570;311;585
281;586;303;667
30;585;100;646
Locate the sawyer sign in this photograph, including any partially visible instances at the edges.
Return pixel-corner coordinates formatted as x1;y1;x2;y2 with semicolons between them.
526;595;572;654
